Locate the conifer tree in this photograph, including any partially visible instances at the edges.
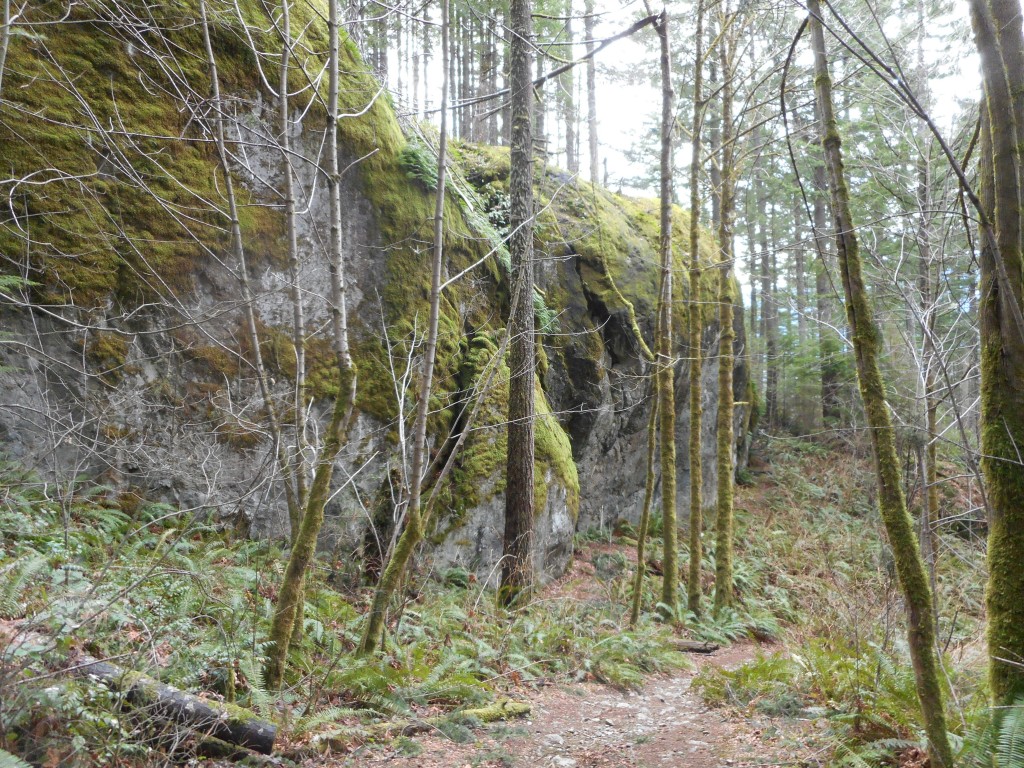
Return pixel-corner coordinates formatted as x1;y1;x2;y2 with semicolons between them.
500;0;536;606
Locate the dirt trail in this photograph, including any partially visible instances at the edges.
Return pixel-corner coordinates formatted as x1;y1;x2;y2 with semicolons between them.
325;643;812;768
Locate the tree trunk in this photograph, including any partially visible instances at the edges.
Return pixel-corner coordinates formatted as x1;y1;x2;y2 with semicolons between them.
422;13;431;115
265;0;358;685
584;0;598;183
759;179;778;429
358;0;451;654
630;397;659;625
278;0;308;539
72;657;276;754
485;14;499;144
813;149;842;426
500;0;536;607
808;4;953;764
713;21;735;616
686;0;705;619
655;11;678;617
968;0;1024;708
535;55;546;163
707;55;721;234
561;0;578;174
793;192;807;346
744;183;758;347
913;0;939;616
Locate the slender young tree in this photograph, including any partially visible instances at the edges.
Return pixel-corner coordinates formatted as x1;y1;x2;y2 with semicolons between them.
686;0;705;618
807;3;952;763
265;0;359;685
629;396;659;625
358;0;452;654
654;9;679;617
560;0;578;173
277;0;309;537
968;0;1024;708
500;0;536;607
584;0;598;183
813;147;841;425
712;12;736;615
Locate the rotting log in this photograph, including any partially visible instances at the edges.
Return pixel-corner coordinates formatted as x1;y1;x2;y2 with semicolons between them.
71;657;276;754
295;698;532;756
670;640;720;654
376;698;532;738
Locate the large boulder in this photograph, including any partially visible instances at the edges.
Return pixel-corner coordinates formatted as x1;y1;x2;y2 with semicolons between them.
0;1;746;587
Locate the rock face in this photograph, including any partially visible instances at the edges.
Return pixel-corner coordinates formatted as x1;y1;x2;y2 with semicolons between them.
0;2;746;587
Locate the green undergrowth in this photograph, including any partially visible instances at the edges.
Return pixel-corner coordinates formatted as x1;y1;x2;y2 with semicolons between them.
688;435;990;767
0;464;680;766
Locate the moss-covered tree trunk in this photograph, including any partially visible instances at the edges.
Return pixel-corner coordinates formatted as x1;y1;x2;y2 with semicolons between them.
808;4;952;764
359;0;451;653
629;398;659;626
499;0;536;608
264;0;359;686
712;21;735;616
686;0;706;619
967;0;1024;709
813;155;842;426
654;10;678;617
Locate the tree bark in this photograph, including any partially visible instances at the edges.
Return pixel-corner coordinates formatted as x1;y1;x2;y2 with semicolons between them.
277;0;308;539
584;0;598;184
968;0;1024;708
686;0;705;619
813;149;841;426
758;178;778;429
500;0;536;607
713;20;735;616
629;396;659;625
808;4;953;764
655;11;678;617
561;0;578;174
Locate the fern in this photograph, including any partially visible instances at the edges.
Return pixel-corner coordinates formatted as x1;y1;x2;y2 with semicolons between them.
998;698;1024;768
0;748;33;768
0;555;47;618
292;705;364;738
397;140;439;189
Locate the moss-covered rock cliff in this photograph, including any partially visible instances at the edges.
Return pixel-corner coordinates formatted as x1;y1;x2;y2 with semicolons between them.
0;0;746;584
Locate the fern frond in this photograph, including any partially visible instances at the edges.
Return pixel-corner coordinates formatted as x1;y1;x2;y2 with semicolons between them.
0;748;33;768
292;706;363;737
0;555;47;619
998;698;1024;768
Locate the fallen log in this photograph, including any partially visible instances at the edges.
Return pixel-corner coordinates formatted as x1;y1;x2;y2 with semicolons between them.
670;639;720;653
71;657;277;754
294;697;532;757
1;626;277;755
374;697;532;738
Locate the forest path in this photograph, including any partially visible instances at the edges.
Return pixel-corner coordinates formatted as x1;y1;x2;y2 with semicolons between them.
323;640;814;768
